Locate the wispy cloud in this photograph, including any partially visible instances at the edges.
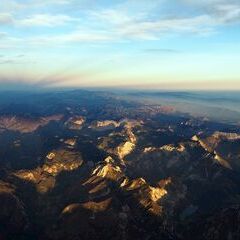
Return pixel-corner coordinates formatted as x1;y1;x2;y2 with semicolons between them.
0;59;16;64
0;0;72;12
27;30;114;45
16;54;25;58
0;13;14;25
0;54;34;65
85;7;218;41
0;32;7;38
118;15;215;39
1;0;240;45
214;4;240;23
18;14;76;27
181;0;240;24
144;48;181;54
0;13;76;27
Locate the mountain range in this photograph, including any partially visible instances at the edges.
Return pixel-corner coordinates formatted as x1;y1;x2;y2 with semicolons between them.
0;90;240;240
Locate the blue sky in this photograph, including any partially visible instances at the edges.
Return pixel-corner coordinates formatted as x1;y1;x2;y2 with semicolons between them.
0;0;240;89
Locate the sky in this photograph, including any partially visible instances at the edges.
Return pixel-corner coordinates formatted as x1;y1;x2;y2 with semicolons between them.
0;0;240;90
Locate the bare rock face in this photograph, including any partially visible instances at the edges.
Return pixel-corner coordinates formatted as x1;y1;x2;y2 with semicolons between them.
0;115;63;133
91;120;120;130
193;131;240;170
120;176;171;216
0;181;28;238
64;116;85;130
117;141;135;160
1;90;240;240
3;120;239;240
97;119;139;162
64;138;77;147
43;154;174;240
130;143;191;183
14;149;83;193
43;149;83;176
92;157;124;181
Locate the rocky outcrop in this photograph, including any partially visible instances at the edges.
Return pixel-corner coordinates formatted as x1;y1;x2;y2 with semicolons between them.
91;156;124;181
120;176;171;216
90;120;120;131
116;120;139;160
89;156;171;215
14;149;83;193
192;132;240;170
117;141;135;160
97;120;139;161
64;138;77;147
1;90;240;240
0;115;63;133
64;116;85;130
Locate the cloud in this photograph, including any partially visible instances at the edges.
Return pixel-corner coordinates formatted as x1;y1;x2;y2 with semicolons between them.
16;54;25;58
0;13;14;25
120;15;215;39
28;30;114;45
181;0;240;24
0;12;222;48
0;59;16;64
0;54;34;65
0;32;7;38
85;1;240;41
89;9;138;25
18;14;76;27
0;11;77;28
0;0;239;47
0;13;77;28
89;9;216;40
144;48;180;54
213;4;240;23
0;0;71;12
